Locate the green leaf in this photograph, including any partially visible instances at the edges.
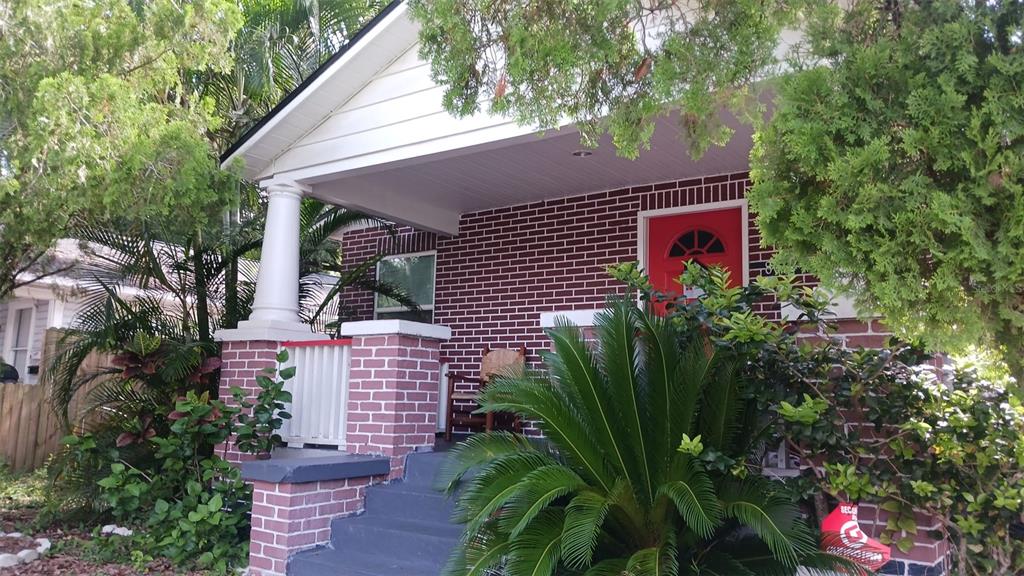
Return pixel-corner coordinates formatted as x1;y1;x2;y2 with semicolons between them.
505;509;564;576
658;461;724;539
561;491;611;569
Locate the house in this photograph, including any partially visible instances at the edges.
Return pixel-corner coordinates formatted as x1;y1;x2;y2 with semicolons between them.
0;240;93;384
215;2;941;575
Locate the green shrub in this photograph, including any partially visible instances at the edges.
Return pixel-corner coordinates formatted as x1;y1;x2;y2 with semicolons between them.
612;261;1024;575
94;391;250;572
232;348;295;457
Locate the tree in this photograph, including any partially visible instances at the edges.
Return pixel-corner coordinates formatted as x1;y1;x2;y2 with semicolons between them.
46;196;414;419
439;300;856;576
205;0;389;146
0;0;244;300
748;0;1024;380
408;0;805;159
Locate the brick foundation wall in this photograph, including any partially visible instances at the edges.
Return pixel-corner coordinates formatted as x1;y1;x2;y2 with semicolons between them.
345;333;442;478
217;340;281;463
800;319;891;349
248;476;385;576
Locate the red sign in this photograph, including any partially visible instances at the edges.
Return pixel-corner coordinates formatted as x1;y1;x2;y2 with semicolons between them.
820;503;891;570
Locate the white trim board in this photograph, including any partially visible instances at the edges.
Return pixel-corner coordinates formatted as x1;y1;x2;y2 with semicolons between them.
636;199;751;286
339;319;452;340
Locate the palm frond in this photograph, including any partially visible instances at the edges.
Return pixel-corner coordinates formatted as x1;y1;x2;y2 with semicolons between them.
500;465;583;538
624;537;678;576
455;451;554;535
583;559;628;576
699;359;745;453
442;523;509;576
719;479;817;568
561;490;613;569
505;509;564;576
673;339;715;441
479;376;615;494
798;552;873;576
635;307;682;482
437;431;540;494
547;319;634;488
595;301;654;505
657;458;723;539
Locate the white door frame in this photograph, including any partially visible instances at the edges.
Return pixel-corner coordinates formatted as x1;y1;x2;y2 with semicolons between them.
636;199;751;286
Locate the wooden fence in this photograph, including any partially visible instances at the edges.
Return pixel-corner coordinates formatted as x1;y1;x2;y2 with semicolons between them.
0;382;65;471
0;329;108;472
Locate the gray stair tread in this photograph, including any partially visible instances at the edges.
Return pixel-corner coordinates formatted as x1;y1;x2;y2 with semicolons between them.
367;481;451;496
330;513;464;539
290;547;452;576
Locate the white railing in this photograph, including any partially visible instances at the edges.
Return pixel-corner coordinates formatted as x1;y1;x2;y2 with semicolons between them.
280;339;352;448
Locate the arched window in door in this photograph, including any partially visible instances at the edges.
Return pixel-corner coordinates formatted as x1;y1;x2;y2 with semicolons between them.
668;229;726;258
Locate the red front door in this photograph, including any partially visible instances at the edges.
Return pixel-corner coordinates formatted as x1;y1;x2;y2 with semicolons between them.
646;207;744;305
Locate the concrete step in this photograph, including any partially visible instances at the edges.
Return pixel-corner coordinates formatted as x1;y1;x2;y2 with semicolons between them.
288;448;465;575
364;482;457;520
328;514;462;564
289;546;453;576
402;450;450;487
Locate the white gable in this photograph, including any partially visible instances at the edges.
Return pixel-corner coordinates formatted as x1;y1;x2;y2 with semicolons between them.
260;40;532;184
229;3;534;185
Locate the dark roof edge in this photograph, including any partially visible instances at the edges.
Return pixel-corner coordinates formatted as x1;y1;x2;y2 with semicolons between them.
219;0;405;167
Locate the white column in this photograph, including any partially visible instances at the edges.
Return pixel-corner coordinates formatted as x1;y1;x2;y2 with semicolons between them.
220;180;321;342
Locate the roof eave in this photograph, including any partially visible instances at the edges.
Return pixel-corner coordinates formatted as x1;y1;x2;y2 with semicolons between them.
219;0;407;179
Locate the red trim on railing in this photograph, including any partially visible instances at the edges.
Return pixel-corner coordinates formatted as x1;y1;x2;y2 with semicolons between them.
281;338;354;348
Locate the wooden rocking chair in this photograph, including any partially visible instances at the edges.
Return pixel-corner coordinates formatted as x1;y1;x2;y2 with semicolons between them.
444;346;526;442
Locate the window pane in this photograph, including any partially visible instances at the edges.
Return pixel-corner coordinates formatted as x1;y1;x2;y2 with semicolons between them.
14;308;31;348
12;349;27;376
376;255;435;310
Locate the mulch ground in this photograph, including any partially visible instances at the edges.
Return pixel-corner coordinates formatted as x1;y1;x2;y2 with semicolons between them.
0;508;204;576
0;534;35;555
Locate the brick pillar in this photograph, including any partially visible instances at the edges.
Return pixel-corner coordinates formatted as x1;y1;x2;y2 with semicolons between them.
214;326;324;463
340;320;451;479
216;340;280;463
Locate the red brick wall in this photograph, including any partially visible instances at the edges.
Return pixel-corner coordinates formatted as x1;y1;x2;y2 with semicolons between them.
345;333;442;478
339;171;798;374
217;340;281;463
249;476;384;576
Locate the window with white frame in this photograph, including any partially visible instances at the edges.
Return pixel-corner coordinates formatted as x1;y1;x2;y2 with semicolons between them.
375;252;436;324
5;305;34;382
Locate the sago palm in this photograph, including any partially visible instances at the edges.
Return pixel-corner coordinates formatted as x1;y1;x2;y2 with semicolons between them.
438;300;858;576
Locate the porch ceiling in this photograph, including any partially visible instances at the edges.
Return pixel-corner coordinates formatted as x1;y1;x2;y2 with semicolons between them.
306;114;754;236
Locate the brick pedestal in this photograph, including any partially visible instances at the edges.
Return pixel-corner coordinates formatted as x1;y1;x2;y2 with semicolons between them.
241;454;390;576
341;320;452;479
216;340;282;463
